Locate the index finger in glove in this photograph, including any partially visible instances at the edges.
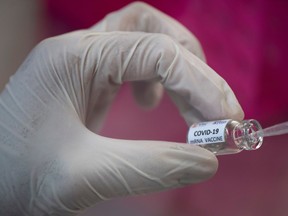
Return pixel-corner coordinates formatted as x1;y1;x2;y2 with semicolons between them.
91;2;206;61
91;2;206;109
82;31;244;125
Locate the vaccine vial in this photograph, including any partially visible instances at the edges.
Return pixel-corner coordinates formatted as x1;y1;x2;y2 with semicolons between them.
187;119;264;155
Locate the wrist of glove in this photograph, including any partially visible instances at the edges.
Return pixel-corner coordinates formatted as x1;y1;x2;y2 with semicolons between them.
0;2;243;215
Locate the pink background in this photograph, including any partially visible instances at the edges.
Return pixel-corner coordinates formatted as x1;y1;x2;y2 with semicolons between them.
44;0;288;215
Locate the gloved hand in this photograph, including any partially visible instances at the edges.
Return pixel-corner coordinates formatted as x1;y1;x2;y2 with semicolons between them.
0;2;244;215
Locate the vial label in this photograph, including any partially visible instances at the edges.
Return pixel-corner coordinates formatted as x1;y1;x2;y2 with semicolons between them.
187;119;230;145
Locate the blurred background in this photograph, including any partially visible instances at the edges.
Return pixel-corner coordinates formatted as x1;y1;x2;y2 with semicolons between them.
1;0;288;215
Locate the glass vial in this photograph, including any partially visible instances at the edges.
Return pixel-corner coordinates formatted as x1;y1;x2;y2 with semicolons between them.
187;119;264;155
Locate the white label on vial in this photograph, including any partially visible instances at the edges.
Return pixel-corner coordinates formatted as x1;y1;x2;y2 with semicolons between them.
187;119;230;145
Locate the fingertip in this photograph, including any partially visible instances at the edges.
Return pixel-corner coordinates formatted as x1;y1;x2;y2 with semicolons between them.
230;107;245;122
176;145;218;185
196;147;218;181
223;84;245;121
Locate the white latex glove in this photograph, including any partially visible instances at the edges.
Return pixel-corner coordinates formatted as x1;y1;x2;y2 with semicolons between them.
0;2;244;215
